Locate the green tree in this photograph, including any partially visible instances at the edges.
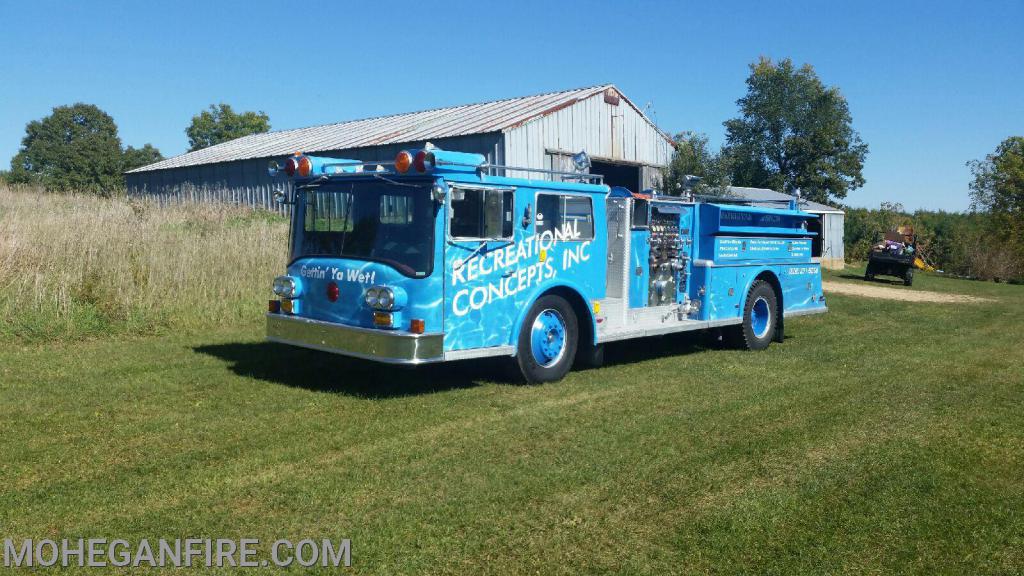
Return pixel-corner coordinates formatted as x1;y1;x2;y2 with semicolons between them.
968;136;1024;248
186;103;270;151
723;57;868;204
9;103;126;192
661;131;732;195
122;143;164;171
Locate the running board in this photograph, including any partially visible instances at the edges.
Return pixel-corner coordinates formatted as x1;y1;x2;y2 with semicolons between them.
599;318;742;343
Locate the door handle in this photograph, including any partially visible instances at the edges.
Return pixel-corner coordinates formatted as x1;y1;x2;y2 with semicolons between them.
502;269;518;278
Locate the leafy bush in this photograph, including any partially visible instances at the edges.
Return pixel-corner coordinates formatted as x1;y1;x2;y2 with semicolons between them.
844;203;1021;281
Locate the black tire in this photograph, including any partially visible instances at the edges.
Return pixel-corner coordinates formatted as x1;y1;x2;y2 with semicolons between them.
864;261;875;281
515;295;578;383
903;267;914;286
732;280;778;351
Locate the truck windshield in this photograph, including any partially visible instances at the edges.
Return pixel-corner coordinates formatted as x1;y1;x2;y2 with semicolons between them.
291;179;435;277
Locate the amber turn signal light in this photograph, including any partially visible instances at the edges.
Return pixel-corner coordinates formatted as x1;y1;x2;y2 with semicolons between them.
394;150;413;173
410;319;425;334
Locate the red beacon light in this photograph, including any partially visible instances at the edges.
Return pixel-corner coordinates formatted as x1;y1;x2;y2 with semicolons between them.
413;150;434;173
284;157;298;177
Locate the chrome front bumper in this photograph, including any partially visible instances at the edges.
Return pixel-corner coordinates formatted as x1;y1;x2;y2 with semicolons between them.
266;313;444;364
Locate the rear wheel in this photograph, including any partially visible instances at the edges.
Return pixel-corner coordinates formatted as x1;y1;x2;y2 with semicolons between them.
515;295;578;383
732;280;778;351
903;267;914;286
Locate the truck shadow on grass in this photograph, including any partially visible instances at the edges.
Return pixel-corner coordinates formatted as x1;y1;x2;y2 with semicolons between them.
194;332;740;398
193;341;494;399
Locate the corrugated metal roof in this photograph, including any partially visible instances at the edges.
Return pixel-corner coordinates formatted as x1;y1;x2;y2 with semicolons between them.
727;186;844;214
130;84;658;173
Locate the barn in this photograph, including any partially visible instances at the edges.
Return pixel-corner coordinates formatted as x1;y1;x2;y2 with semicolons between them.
727;186;846;269
125;85;844;269
126;84;673;206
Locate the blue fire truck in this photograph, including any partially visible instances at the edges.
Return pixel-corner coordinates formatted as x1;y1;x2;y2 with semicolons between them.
266;148;827;382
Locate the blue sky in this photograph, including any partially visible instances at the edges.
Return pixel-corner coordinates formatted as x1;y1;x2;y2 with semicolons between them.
1;0;1020;211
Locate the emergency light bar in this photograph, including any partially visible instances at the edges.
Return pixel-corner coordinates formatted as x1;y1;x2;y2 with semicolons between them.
268;148;602;183
395;149;485;174
268;149;486;179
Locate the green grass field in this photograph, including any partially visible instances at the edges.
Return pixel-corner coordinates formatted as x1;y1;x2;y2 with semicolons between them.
2;267;1022;574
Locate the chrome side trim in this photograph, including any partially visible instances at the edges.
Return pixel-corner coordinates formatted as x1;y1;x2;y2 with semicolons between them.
692;259;822;269
266;313;444;365
443;345;516;361
784;306;828;318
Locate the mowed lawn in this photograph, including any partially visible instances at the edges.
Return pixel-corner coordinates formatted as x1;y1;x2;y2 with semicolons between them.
1;269;1022;574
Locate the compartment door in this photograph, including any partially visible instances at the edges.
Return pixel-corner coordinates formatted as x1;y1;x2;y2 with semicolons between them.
605;197;630;299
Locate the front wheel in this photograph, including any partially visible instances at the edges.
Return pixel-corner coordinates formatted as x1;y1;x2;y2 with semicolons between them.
903;267;914;286
515;295;578;383
731;280;778;351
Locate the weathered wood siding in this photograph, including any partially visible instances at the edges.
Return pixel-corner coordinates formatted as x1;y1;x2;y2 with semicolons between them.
125;133;502;210
502;89;672;183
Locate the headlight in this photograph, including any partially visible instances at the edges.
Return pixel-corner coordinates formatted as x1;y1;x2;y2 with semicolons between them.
273;276;298;298
377;288;393;310
365;285;404;311
364;287;380;308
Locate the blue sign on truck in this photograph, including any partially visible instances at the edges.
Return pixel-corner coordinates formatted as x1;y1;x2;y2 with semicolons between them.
266;148;827;382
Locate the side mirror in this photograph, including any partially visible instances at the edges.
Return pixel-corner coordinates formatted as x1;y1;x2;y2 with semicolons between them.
272;189;292;205
432;183;448;203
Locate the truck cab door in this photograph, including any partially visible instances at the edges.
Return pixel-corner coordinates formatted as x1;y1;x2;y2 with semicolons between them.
442;185;520;351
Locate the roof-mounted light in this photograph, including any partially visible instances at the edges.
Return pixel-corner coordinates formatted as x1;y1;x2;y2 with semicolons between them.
284;157;298;177
421;150;486;173
414;150;434;173
297;156;313;177
395;150;413;174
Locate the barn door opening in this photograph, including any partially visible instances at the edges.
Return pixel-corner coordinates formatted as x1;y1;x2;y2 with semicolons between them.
591;160;641;192
807;216;824;257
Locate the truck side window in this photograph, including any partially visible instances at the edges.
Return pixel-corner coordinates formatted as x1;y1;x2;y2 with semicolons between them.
450;188;514;240
632;198;649;228
536;194;594;240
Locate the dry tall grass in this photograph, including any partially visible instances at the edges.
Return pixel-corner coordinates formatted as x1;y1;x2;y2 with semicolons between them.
0;184;287;341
